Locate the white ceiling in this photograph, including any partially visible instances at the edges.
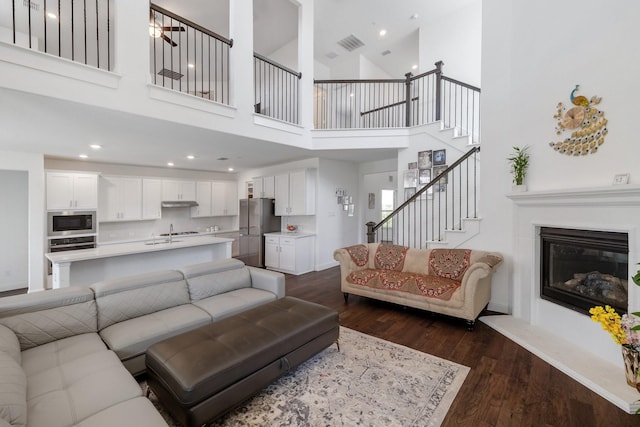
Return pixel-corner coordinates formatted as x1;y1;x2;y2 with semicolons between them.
1;0;476;173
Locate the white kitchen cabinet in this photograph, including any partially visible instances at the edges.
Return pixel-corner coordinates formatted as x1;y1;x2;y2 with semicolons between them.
274;169;316;216
142;179;162;220
212;181;238;216
252;175;275;199
46;172;98;210
192;181;213;218
99;176;142;222
162;180;196;201
264;233;315;275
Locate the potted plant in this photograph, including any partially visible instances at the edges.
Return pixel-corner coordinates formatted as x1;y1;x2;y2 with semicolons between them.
507;145;530;191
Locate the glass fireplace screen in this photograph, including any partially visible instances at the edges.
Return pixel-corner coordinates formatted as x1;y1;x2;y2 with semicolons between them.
540;227;628;315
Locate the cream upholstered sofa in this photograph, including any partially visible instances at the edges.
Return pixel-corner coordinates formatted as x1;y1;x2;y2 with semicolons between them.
0;258;284;427
333;243;503;330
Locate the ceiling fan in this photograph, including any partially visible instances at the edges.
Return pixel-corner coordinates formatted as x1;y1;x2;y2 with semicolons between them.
149;12;185;47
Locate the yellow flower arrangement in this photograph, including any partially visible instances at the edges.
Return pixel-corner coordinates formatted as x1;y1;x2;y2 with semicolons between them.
589;305;628;346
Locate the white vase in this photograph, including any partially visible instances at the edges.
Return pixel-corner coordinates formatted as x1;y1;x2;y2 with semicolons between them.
512;184;527;192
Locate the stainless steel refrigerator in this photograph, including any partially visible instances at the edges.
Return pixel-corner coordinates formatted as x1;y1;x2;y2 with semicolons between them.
238;198;280;268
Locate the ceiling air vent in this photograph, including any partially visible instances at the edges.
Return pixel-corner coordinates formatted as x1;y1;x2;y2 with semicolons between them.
157;68;183;80
381;50;392;56
337;34;364;52
23;0;40;11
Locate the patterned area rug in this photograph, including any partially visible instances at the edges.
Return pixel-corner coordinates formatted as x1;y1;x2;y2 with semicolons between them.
139;327;469;426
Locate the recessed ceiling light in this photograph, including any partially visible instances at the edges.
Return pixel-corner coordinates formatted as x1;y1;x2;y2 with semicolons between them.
167;162;174;167
379;29;387;37
349;93;354;97
47;12;57;20
227;167;234;172
188;63;195;68
186;155;195;160
89;144;102;150
79;154;88;159
410;13;419;20
412;64;418;70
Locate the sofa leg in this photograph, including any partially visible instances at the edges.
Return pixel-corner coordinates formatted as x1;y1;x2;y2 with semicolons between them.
466;319;475;331
335;339;341;352
343;293;349;303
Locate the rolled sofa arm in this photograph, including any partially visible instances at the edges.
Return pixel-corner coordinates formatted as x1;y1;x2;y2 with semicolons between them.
247;266;286;298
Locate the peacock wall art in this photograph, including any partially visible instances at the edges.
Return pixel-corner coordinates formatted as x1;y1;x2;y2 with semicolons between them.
550;84;607;156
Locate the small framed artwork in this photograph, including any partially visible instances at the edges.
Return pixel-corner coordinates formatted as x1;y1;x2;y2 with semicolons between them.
368;192;375;209
418;150;432;169
403;169;418;188
433;149;446;166
613;173;630;185
404;187;416;201
432;165;448;184
408;161;418;170
418;168;431;185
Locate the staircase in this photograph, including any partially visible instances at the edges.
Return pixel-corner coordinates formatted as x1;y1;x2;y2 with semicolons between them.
369;122;481;249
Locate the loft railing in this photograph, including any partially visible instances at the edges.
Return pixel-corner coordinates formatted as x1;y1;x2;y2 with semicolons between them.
150;3;232;104
314;61;481;142
3;0;113;70
366;146;480;248
254;53;301;124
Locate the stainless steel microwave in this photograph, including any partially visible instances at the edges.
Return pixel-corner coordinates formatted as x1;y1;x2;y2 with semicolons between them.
47;211;96;237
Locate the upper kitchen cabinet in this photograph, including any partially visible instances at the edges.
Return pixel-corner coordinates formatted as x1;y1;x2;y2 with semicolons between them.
252;175;275;199
162;180;196;201
142;179;162;220
99;176;142;222
192;181;213;218
212;181;238;216
46;172;98;211
274;169;316;216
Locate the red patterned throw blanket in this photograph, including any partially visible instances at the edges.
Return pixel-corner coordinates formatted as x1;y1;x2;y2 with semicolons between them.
347;245;471;301
346;269;460;300
345;246;466;301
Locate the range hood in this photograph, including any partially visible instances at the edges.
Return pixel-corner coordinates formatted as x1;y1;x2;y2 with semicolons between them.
161;200;199;208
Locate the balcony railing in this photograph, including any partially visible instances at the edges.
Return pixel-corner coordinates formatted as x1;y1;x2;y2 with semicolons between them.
314;61;481;142
150;3;232;104
2;0;113;70
254;53;301;124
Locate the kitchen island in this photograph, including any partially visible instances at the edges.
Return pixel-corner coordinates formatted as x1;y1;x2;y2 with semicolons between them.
46;235;233;288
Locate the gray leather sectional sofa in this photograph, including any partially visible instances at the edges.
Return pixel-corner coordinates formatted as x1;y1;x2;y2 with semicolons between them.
0;258;285;427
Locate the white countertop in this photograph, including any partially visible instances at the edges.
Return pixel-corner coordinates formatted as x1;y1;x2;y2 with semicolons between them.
46;235;233;263
264;232;315;238
97;229;239;246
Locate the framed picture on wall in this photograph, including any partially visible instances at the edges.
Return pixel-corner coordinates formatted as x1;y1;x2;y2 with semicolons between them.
408;161;418;169
418;150;432;169
418;168;431;184
403;169;418;188
404;187;416;201
433;149;446;166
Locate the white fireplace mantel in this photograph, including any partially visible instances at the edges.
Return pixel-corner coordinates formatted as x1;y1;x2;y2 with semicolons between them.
507;185;640;206
481;184;640;413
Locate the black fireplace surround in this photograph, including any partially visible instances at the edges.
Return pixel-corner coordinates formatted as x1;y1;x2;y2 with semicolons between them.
540;227;628;316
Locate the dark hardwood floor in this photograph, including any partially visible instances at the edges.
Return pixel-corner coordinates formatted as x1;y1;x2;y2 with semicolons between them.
285;267;639;427
2;268;638;426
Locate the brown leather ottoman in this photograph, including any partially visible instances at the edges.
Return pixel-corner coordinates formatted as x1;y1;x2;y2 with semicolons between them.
145;296;339;427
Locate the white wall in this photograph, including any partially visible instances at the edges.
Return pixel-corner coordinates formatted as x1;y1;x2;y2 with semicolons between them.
359;55;393;80
0;171;28;291
316;158;360;269
419;1;482;86
0;151;45;292
477;0;640;314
